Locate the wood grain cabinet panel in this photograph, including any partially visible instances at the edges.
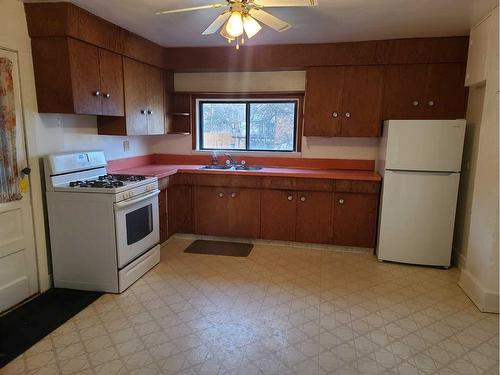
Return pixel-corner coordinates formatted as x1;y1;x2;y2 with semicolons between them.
296;191;333;244
383;63;467;120
341;66;385;137
98;49;124;116
167;185;193;238
227;189;261;239
304;66;384;137
304;67;344;137
194;187;230;237
145;65;165;134
261;190;297;241
333;193;378;248
122;57;148;135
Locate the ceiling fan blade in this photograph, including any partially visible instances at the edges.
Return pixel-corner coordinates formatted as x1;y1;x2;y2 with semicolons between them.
252;0;317;7
156;4;225;15
248;8;290;32
202;11;231;35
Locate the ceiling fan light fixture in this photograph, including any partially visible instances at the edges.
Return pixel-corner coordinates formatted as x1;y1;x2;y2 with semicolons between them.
220;24;236;42
225;11;244;38
243;15;262;38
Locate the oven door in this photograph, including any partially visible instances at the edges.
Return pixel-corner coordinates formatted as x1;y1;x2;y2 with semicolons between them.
114;189;160;268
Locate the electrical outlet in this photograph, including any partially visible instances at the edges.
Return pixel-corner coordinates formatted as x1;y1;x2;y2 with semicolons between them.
123;140;130;152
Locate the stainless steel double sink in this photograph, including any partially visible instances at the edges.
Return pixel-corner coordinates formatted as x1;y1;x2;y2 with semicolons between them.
200;165;263;171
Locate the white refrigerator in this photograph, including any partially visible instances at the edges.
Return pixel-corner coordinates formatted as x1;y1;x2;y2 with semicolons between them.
377;119;466;267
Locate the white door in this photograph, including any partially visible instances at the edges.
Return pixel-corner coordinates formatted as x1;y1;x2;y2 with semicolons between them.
0;49;38;312
384;120;466;172
377;170;460;267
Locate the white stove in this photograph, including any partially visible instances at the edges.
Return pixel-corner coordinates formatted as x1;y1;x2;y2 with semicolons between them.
44;151;160;293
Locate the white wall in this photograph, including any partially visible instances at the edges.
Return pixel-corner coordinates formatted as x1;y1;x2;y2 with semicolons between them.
455;6;499;313
149;71;380;160
0;0;153;291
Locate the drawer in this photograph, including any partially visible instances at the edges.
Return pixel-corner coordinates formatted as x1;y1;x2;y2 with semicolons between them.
261;177;333;192
334;180;380;194
168;173;193;186
192;174;261;189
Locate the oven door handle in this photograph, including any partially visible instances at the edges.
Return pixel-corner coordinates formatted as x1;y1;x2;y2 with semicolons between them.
114;189;160;211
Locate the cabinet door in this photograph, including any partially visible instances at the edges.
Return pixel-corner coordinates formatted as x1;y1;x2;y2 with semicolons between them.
383;64;429;119
296;191;333;244
145;65;165;134
423;63;467;119
98;49;124;116
341;66;384;137
333;193;378;247
194;186;228;237
261;190;296;241
228;189;261;239
304;67;344;137
123;57;148;135
159;188;168;243
167;185;193;237
68;39;102;115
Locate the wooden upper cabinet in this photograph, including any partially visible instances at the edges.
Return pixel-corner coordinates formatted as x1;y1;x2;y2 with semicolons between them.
98;57;165;135
383;63;467;119
31;37;123;115
98;49;124;116
145;65;165;134
341;66;385;137
304;67;344;137
304;66;384;138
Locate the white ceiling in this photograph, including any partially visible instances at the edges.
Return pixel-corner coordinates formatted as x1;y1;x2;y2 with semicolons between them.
49;0;498;47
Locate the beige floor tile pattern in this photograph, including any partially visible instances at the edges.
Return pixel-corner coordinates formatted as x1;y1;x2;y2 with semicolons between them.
1;238;498;375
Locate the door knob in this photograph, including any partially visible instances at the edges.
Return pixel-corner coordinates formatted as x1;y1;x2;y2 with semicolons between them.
345;112;351;118
231;192;236;198
21;167;31;175
140;109;146;115
300;196;306;202
428;100;435;107
332;112;339;118
147;110;153;115
218;192;224;198
104;93;111;99
287;195;293;201
94;91;101;97
338;198;345;205
411;100;419;107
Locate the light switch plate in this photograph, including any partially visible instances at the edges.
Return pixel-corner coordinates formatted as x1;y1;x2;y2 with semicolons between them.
123;140;130;152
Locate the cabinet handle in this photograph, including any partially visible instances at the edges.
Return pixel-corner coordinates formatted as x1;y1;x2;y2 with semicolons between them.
218;192;224;198
94;91;101;97
140;109;146;115
231;192;236;198
345;112;351;118
300;196;306;202
411;100;419;107
332;111;339;118
427;100;435;107
338;198;345;205
287;195;293;201
147;110;153;115
104;93;111;99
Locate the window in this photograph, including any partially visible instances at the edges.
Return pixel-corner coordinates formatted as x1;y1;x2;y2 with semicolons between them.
198;99;299;152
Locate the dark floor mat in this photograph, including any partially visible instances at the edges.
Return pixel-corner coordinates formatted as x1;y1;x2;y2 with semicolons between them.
0;288;103;367
185;240;253;257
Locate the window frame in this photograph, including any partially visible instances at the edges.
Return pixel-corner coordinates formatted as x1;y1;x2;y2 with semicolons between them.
193;92;304;153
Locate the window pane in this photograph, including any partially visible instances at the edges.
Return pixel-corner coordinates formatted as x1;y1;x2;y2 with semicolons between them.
201;102;246;150
249;102;296;151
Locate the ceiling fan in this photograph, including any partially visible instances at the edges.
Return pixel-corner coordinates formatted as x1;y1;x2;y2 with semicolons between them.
156;0;318;49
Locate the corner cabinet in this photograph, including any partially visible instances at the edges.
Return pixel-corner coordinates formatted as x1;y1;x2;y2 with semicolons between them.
31;37;124;116
304;66;385;137
98;57;165;135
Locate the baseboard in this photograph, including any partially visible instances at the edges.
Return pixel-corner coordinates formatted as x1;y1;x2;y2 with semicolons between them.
459;269;499;313
452;250;467;270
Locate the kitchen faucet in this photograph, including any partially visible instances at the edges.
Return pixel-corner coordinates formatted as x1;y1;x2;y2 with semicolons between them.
224;153;236;167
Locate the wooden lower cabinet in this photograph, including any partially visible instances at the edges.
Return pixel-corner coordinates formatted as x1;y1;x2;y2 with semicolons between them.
261;190;297;241
194;186;260;238
167;185;193;238
296;191;333;244
332;192;378;247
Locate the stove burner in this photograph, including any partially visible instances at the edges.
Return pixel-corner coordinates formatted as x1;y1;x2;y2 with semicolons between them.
68;174;147;189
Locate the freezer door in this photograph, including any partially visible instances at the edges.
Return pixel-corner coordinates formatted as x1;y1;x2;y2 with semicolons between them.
377;170;460;266
385;120;465;172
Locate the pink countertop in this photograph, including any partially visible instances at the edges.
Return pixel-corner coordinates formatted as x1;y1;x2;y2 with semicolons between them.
113;164;382;182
